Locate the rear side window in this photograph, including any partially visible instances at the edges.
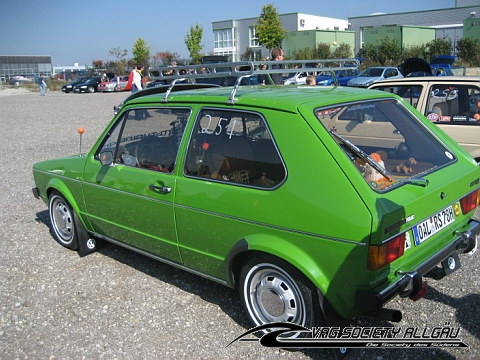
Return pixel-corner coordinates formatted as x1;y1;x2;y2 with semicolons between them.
372;84;423;108
316;99;455;191
426;84;480;123
185;109;286;188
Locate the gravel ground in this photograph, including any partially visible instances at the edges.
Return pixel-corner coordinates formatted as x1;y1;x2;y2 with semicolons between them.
0;88;479;360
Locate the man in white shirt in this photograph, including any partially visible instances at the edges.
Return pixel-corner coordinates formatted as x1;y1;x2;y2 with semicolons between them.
131;65;144;93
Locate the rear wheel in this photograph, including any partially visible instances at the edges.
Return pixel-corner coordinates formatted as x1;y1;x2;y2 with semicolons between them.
239;254;322;338
87;86;95;93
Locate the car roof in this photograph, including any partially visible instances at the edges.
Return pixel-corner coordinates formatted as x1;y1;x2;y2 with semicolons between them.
126;84;395;113
369;76;480;86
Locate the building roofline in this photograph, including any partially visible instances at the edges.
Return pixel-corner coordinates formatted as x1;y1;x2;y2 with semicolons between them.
348;5;478;19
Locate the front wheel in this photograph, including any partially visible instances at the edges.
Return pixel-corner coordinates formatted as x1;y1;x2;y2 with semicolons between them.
239;255;321;338
48;192;78;250
48;191;100;255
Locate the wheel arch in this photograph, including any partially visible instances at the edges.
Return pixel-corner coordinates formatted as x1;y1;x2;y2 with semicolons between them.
45;178;89;230
226;234;330;297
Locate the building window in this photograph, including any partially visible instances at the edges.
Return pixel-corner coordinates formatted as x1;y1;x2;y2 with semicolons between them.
249;26;259;47
214;29;234;49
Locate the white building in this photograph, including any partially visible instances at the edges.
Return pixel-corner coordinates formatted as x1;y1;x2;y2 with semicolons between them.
212;13;349;61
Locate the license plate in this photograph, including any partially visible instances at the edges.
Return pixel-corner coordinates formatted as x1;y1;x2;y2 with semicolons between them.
412;206;455;246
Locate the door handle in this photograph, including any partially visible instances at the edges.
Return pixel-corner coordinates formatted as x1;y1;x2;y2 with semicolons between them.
149;184;172;194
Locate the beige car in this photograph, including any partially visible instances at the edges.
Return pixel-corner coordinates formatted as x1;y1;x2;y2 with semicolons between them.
369;77;480;162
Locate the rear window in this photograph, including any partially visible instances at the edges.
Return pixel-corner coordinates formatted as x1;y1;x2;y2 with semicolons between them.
315;99;455;190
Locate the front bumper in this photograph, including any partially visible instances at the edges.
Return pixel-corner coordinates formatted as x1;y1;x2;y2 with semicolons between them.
355;220;479;314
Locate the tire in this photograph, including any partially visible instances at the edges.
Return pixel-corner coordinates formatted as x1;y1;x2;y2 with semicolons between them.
48;191;100;255
48;192;79;250
239;254;321;338
87;86;95;93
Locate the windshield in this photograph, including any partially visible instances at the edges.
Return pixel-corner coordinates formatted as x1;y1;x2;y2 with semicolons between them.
315;99;455;190
360;68;384;77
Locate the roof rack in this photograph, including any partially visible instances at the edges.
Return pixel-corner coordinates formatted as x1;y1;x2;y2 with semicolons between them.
149;58;360;104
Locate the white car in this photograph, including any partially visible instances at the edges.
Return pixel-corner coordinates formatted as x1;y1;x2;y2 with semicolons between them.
347;66;403;87
369;76;480;162
283;71;317;85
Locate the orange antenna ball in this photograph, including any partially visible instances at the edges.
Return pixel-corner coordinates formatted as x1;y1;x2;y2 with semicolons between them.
77;127;85;134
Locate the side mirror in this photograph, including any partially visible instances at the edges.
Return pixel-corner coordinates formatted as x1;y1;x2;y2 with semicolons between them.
99;151;114;166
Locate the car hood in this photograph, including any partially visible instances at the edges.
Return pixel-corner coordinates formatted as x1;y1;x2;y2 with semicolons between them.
398;58;432;76
348;76;383;85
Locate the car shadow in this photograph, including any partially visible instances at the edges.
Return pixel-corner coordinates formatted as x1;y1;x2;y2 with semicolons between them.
34;209;471;359
34;209;339;358
423;286;480;340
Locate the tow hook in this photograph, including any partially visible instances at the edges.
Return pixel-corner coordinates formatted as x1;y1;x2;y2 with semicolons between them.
396;271;428;301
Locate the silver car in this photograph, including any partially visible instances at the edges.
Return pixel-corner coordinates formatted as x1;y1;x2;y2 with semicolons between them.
347;66;403;87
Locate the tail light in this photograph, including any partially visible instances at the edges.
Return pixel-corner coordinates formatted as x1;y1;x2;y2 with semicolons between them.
460;189;480;214
368;233;405;270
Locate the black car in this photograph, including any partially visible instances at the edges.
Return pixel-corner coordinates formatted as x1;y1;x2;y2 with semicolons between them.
62;77;89;93
73;76;103;93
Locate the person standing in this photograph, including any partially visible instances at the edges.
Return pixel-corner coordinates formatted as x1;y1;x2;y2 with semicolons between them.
270;48;284;85
38;73;47;96
131;65;144;93
130;65;150;119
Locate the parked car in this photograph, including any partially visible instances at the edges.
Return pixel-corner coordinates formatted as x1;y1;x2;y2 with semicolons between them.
430;55;466;76
73;76;103;93
98;76;129;92
62;77;89;93
347;66;403;87
32;61;479;343
9;76;33;86
369;76;480;162
397;56;462;77
316;68;360;86
283;71;318;85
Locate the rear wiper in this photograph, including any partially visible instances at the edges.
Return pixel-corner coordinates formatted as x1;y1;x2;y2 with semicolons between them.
404;177;429;187
329;130;394;183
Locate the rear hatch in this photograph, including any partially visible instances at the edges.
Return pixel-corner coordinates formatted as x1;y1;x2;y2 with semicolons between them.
305;96;479;273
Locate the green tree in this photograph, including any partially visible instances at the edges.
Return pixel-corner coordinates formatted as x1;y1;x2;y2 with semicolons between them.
255;4;285;51
377;37;402;65
424;38;452;60
402;44;427;59
456;37;480;67
185;24;204;63
332;43;352;58
131;38;151;67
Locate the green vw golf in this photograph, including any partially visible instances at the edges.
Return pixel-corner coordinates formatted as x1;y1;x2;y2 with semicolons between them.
33;61;479;337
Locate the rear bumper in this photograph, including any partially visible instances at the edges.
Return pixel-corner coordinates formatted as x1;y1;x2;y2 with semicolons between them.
355;220;479;314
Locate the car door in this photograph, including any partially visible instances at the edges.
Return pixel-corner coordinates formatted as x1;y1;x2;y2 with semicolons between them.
82;107;192;261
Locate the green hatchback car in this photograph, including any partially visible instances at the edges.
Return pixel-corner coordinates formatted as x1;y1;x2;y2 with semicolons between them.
32;62;480;336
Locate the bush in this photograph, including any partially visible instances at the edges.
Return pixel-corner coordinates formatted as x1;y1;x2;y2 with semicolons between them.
457;37;480;67
424;38;452;60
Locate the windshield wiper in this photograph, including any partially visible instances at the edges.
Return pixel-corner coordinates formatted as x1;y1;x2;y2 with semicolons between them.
329;130;394;183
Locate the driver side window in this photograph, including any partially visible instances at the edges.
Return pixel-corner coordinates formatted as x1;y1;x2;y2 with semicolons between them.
98;108;191;172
